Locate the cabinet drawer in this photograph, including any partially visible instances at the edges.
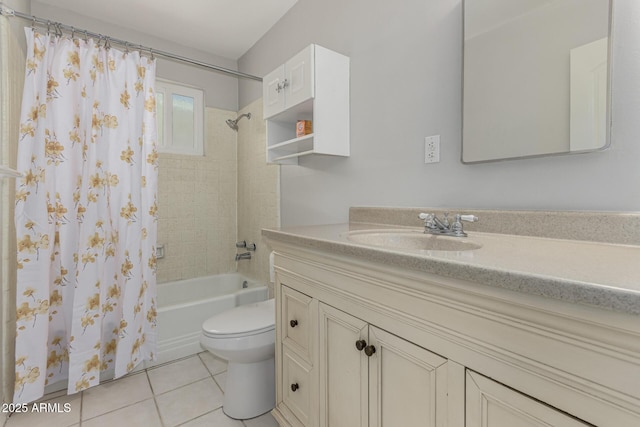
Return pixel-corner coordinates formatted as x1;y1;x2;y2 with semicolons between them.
283;346;313;426
281;285;313;358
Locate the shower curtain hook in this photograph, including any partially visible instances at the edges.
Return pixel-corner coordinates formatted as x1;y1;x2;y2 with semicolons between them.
56;23;63;38
149;47;154;60
105;37;111;50
70;26;75;39
84;30;88;42
31;17;35;30
46;20;51;35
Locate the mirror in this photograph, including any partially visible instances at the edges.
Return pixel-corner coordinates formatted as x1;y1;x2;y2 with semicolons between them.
462;0;612;163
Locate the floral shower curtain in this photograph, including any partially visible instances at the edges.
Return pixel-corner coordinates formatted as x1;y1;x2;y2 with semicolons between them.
14;28;158;404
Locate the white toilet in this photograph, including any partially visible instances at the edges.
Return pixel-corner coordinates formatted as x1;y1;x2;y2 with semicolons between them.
200;298;276;419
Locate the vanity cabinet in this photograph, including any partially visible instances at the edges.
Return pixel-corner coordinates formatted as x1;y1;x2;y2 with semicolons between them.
268;239;640;427
319;303;449;427
262;44;349;164
466;371;589;427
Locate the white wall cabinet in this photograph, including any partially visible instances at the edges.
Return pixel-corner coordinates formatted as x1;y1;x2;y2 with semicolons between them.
267;239;640;427
262;44;349;164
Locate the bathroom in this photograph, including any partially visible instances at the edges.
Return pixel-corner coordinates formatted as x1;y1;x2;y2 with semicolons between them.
1;0;639;426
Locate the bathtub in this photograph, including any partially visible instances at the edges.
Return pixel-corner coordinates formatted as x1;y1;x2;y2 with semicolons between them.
150;273;269;367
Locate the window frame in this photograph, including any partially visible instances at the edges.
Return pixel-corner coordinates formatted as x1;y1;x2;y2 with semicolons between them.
155;78;205;156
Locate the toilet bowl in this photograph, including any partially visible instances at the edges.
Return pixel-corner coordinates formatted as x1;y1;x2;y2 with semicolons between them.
200;298;275;419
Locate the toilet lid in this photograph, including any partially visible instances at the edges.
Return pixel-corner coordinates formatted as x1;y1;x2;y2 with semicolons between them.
202;298;275;338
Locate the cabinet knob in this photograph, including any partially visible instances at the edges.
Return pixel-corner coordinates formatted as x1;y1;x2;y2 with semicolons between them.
291;383;299;392
290;319;298;328
355;339;367;351
364;345;376;357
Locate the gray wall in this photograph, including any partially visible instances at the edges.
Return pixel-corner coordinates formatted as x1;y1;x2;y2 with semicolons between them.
238;0;640;226
30;1;239;110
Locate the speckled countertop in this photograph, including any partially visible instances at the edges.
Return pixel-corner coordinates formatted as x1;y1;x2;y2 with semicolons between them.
263;221;640;315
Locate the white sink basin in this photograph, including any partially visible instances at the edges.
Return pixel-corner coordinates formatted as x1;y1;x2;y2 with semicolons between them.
347;230;482;252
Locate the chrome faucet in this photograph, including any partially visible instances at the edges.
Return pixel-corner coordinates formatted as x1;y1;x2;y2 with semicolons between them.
235;252;251;261
418;212;478;237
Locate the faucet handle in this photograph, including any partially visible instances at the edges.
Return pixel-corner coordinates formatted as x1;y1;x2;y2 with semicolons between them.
459;214;478;223
418;213;437;229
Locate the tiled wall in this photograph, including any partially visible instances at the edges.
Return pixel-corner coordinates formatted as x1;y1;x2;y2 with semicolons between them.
236;99;280;292
156;108;238;283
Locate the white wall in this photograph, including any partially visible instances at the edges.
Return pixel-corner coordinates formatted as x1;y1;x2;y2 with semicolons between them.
30;1;239;110
238;0;640;226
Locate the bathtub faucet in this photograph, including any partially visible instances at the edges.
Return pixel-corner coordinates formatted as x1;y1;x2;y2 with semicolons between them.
235;252;251;261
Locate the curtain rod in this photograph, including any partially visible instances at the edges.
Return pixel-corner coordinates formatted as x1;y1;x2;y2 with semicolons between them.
0;3;262;82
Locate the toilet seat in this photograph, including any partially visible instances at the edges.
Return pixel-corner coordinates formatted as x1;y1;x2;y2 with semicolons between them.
202;299;275;339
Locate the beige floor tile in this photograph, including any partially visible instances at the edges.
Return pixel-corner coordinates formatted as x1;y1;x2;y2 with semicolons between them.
155;378;224;427
82;398;162;427
82;372;153;420
5;392;81;427
179;408;243;427
147;355;210;395
243;412;279;427
198;351;227;375
213;371;227;392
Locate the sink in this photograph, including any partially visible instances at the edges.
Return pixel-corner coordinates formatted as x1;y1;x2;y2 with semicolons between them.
347;230;482;252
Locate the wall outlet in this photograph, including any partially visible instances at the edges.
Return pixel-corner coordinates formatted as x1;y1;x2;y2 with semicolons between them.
424;135;440;163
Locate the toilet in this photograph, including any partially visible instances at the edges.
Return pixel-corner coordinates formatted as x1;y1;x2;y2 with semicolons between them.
200;298;276;419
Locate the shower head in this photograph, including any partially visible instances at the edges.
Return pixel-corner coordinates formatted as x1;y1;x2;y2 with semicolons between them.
225;113;251;131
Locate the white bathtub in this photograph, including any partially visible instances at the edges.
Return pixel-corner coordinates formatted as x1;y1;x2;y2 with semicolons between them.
150;273;269;367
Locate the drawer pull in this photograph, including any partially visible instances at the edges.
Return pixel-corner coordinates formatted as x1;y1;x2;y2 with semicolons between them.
355;339;367;351
364;345;376;357
290;319;298;328
291;383;299;392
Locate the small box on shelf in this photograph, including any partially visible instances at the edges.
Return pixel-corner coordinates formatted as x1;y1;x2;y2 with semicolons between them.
296;120;313;138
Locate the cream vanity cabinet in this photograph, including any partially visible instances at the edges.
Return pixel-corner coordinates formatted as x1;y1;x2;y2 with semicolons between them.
262;44;349;164
318;303;449;427
268;241;640;427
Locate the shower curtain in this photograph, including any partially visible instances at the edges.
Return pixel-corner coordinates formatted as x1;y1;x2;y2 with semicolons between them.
14;28;158;404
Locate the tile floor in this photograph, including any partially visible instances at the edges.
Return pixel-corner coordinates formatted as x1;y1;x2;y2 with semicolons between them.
4;353;279;427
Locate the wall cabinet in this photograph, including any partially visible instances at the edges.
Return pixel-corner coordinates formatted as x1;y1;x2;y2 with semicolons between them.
268;242;640;427
262;44;349;164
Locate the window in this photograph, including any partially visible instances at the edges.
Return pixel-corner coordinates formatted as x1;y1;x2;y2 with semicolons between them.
155;79;204;155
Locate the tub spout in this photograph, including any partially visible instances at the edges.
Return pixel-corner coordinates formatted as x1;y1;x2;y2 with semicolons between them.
235;252;251;261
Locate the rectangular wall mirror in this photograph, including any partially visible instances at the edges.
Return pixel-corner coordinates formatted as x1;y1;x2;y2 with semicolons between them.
462;0;613;163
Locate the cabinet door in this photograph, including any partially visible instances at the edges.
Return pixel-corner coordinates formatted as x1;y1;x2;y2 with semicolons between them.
466;371;590;427
263;64;286;119
318;303;368;427
285;45;314;110
368;326;448;427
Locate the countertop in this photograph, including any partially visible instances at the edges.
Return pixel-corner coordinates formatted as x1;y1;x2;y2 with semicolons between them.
263;222;640;315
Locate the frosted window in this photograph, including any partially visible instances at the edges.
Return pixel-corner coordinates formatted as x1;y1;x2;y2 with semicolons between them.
155;78;204;155
172;94;195;149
